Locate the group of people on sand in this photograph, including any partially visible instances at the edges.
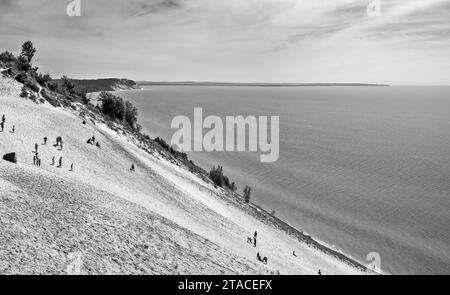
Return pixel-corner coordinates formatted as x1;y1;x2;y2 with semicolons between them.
3;115;136;176
248;231;269;265
0;114;15;133
248;230;324;275
32;135;72;171
86;135;101;148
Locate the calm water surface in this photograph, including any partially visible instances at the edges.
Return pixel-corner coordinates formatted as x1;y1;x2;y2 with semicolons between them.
116;86;450;274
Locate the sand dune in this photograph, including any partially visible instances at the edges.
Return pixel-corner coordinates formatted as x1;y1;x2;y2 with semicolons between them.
0;76;365;274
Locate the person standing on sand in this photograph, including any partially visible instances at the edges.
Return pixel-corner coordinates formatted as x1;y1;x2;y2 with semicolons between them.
55;136;62;147
57;156;62;168
0;121;4;132
130;164;135;172
70;163;73;172
253;231;258;247
51;156;55;166
43;137;47;145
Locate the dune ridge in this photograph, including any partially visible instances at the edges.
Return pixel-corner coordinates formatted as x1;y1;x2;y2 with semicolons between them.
0;75;369;275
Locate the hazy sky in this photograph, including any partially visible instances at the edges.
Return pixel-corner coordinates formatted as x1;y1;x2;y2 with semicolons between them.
1;0;449;84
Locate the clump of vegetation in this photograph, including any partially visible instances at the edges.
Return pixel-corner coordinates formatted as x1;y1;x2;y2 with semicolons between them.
61;75;75;94
20;86;28;98
0;51;17;67
47;81;58;92
243;185;252;203
98;91;125;120
35;72;52;87
98;91;139;130
125;101;138;129
40;88;61;107
209;165;237;191
20;41;36;67
154;137;188;160
28;92;37;102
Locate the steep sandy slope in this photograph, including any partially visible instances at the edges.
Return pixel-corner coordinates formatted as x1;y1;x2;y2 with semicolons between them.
0;76;365;274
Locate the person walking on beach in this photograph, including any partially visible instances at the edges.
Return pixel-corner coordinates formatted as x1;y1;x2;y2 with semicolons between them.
70;163;73;172
51;156;55;166
253;231;258;247
0;121;4;132
57;156;62;168
43;137;47;145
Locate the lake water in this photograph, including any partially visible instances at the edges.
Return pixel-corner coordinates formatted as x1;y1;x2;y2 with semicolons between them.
115;86;450;274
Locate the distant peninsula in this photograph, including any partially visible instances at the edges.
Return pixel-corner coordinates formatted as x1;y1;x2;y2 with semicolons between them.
53;78;141;93
137;81;389;87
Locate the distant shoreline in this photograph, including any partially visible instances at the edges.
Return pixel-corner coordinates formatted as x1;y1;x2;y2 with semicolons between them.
137;81;389;87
